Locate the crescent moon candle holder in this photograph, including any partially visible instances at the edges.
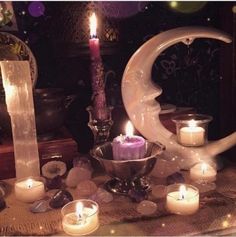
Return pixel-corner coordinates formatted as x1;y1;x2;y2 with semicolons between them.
121;26;236;170
91;141;165;195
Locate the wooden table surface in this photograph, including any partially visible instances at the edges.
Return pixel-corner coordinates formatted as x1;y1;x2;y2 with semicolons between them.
1;164;236;236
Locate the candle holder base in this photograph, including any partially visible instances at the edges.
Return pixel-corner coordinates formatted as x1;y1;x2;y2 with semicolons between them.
105;177;151;195
91;141;165;196
87;106;113;146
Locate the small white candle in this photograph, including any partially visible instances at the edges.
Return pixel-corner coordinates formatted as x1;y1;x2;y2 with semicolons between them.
179;119;205;146
166;184;199;215
62;200;99;236
112;121;146;160
190;163;217;183
15;177;45;203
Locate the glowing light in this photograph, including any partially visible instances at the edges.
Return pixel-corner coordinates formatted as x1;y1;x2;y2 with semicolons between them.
26;178;33;189
179;185;186;200
232;5;236;13
227;214;232;218
161;223;165;227
89;12;97;37
188;119;197;128
76;202;83;220
222;220;229;228
125;121;134;137
201;163;208;174
110;229;115;234
170;1;178;8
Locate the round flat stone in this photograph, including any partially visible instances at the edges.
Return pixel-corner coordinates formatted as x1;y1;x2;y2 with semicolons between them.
137;200;157;215
152;185;167;199
90;188;113;204
66;167;92;188
77;180;98;197
96;188;113;203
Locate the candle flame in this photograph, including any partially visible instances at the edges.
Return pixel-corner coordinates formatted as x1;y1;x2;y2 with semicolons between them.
89;12;97;38
201;163;208;174
126;121;134;137
26;178;33;189
179;185;186;200
76;202;83;220
188;119;197;128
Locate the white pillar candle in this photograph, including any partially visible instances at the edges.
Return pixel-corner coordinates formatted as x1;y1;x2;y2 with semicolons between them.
62;200;99;236
190;163;217;183
112;121;146;160
15;177;45;203
166;184;199;215
179;119;205;146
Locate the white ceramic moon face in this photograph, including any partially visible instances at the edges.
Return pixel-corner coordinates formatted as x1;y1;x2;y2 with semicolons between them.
122;26;236;169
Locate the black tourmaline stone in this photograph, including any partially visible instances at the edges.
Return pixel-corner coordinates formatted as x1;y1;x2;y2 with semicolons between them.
166;172;185;185
46;175;63;190
128;188;148;203
49;190;73;209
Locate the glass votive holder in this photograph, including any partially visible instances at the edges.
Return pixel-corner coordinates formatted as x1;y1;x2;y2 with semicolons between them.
190;162;217;184
61;199;99;236
14;176;46;203
172;114;213;147
166;184;199;215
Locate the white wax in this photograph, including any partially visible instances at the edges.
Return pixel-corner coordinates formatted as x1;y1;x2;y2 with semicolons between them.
62;207;99;236
15;178;45;203
179;126;205;146
166;188;199;215
190;163;217;183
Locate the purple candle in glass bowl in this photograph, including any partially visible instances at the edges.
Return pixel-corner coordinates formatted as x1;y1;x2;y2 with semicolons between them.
112;121;146;160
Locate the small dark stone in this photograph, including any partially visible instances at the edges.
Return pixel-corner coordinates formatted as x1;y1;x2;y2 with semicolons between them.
166;172;185;185
0;197;6;211
128;188;148;203
49;190;73;209
46;175;62;190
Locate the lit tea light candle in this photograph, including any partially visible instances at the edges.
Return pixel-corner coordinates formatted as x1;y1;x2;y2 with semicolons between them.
112;121;146;160
15;177;45;203
179;119;205;146
166;184;199;215
190;162;217;183
62;200;99;236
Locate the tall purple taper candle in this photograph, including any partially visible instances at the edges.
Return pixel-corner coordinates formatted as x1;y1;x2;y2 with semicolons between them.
89;13;107;121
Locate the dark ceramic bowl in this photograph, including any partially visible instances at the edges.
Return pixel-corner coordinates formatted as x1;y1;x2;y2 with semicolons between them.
0;88;75;140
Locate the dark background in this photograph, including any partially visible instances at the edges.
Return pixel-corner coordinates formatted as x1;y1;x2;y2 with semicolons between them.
1;1;235;155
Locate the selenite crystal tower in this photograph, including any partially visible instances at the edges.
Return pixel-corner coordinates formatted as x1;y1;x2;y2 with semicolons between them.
0;61;40;179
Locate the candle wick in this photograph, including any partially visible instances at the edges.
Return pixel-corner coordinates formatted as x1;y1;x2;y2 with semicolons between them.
90;35;97;39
